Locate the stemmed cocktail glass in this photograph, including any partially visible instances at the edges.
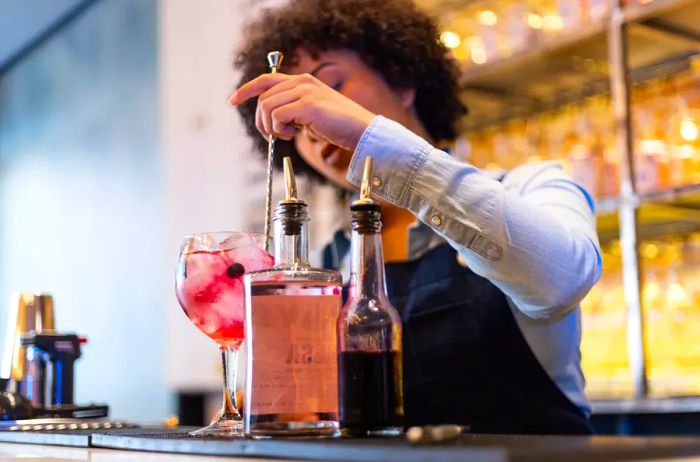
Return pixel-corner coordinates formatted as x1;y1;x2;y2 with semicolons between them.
175;232;273;437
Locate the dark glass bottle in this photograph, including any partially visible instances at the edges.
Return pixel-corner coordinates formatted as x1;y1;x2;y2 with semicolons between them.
337;157;404;437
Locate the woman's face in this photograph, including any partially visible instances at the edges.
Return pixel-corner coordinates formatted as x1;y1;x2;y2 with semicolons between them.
286;49;415;190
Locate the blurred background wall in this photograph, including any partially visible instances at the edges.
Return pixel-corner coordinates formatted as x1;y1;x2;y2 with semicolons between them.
0;0;166;420
0;0;336;422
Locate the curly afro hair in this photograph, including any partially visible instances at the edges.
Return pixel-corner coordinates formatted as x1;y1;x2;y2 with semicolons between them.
234;0;467;183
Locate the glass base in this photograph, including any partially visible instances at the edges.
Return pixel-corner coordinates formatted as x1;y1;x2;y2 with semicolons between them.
189;417;244;438
247;420;339;439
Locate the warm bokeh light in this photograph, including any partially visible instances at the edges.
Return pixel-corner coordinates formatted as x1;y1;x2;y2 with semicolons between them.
476;10;498;26
527;13;544;29
471;46;487;64
680;117;699;142
542;14;564;31
678;144;696;158
640;139;667;154
439;30;461;49
642;243;660;260
668;282;690;306
643;280;661;306
466;36;488;65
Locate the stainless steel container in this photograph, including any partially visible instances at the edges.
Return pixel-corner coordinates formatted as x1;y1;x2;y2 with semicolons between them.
1;293;55;407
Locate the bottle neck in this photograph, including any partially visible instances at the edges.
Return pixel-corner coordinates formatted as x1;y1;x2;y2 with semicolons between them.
274;220;310;269
349;229;388;300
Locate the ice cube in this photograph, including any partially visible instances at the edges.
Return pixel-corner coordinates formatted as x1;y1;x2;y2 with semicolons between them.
184;251;228;294
219;233;256;251
187;233;218;252
226;244;273;274
178;234;270;341
198;310;224;336
213;282;245;321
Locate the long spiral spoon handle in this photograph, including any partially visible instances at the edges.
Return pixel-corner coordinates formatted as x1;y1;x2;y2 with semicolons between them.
263;51;284;252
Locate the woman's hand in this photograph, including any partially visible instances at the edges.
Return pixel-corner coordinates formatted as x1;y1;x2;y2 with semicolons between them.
229;73;376;152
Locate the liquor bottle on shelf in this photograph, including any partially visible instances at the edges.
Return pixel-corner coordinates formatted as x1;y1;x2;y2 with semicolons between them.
681;233;700;395
599;109;620;197
633;79;673;194
244;157;342;438
337;157;404;437
635;236;700;397
669;73;699;187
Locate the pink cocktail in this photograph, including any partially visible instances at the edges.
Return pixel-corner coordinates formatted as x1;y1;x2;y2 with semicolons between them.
175;232;272;437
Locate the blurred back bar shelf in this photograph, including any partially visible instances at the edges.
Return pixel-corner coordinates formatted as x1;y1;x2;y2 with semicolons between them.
416;0;700;411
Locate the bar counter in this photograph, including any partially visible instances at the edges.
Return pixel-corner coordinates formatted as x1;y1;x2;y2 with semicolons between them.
3;427;700;461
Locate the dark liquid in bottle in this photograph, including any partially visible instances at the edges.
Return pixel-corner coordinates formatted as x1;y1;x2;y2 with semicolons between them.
338;350;403;435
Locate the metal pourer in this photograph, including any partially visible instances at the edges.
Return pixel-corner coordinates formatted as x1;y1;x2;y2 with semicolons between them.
351;157;381;233
275;157;308;235
263;51;284;252
280;157;305;206
356;156;376;206
267;51;283;74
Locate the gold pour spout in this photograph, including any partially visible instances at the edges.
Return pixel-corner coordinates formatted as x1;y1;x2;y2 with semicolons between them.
354;156;376;206
280;157;304;205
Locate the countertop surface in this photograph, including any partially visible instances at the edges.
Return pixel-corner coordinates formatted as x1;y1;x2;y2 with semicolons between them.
2;427;700;461
0;442;307;462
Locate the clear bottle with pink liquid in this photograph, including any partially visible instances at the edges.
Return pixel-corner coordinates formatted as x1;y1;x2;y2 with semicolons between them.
244;158;342;438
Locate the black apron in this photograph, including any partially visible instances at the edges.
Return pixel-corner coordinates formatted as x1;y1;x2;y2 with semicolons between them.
382;243;592;435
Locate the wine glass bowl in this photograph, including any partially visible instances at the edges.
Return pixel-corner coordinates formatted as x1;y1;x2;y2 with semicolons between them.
176;232;272;348
175;231;273;437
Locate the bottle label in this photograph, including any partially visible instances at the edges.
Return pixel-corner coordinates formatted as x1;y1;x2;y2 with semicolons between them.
248;295;340;415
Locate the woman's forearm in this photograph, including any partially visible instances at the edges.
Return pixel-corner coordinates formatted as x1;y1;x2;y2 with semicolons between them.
348;116;602;320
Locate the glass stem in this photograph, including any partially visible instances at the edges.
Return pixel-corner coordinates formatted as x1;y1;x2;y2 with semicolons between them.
220;346;240;420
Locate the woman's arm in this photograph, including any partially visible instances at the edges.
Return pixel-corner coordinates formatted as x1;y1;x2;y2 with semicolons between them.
231;75;602;319
348;116;602;320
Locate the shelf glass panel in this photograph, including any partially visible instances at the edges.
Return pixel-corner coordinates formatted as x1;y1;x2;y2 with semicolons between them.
639;234;700;397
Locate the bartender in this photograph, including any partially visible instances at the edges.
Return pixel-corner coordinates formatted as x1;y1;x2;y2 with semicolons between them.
230;0;602;435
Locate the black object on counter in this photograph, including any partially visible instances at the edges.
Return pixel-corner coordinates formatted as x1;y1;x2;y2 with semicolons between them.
0;391;33;421
0;333;107;423
0;390;108;421
21;333;85;406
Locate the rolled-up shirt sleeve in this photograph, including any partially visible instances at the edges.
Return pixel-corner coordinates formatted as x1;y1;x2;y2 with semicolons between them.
347;115;602;320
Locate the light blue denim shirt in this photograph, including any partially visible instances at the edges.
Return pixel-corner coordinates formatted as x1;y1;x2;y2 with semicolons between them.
346;115;603;416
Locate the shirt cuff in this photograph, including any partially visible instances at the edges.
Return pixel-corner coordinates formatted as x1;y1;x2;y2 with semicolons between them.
347;115;433;208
